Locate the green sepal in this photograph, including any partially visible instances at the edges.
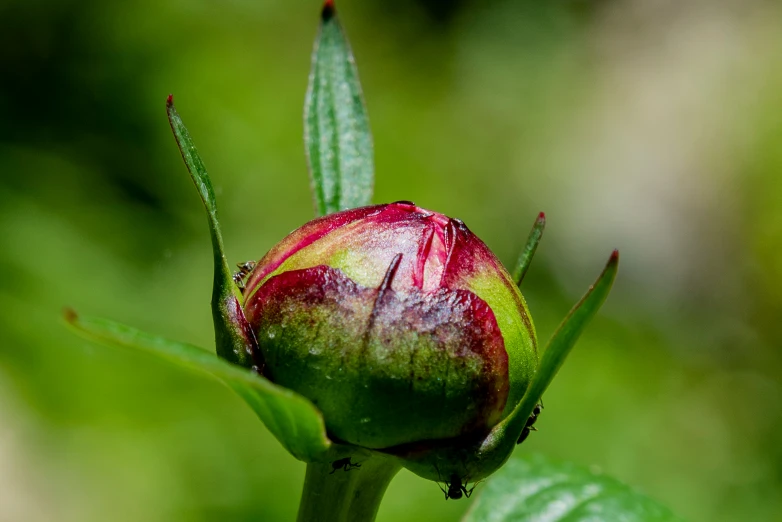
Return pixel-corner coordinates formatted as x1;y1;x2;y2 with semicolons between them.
505;249;619;439
64;311;360;463
463;454;685;522
512;211;546;286
304;1;374;216
166;95;256;368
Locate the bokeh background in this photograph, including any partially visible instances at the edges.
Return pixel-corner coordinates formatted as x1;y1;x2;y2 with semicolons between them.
2;0;782;520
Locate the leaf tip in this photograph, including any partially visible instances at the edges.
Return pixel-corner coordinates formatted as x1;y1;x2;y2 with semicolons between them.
536;211;546;224
63;307;78;324
600;249;620;281
321;0;336;21
166;93;174;108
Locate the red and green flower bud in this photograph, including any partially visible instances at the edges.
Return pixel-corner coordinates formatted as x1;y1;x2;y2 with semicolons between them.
242;201;538;449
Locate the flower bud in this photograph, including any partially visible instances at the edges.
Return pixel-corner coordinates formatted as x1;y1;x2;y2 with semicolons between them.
242;201;537;449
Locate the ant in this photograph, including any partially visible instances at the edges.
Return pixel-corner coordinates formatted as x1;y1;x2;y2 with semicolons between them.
329;457;361;474
435;465;476;500
517;402;543;445
232;260;256;291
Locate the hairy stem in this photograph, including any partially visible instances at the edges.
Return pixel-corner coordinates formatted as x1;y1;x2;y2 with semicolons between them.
297;454;401;522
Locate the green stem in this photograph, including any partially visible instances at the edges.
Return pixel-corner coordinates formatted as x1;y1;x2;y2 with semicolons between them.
297;454;401;522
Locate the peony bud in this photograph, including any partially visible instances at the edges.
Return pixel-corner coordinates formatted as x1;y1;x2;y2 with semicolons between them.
241;201;538;449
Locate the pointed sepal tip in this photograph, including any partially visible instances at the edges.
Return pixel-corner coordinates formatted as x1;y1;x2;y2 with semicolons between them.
322;0;335;20
63;307;78;324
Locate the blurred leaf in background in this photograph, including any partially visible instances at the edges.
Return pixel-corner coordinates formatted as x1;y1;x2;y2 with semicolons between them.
1;0;782;521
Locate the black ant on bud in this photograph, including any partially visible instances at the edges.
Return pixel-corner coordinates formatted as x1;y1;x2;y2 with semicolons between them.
329;457;361;474
435;465;477;500
232;261;256;291
516;402;543;445
441;474;475;500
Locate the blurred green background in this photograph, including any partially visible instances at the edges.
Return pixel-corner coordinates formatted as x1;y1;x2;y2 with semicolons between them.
2;0;782;520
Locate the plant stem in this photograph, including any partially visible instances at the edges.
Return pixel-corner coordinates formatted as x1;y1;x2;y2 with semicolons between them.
296;454;401;522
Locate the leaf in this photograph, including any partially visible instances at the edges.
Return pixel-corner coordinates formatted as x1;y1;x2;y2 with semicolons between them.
512;212;546;286
463;454;685;522
504;250;619;441
166;95;257;368
304;0;374;216
64;311;351;463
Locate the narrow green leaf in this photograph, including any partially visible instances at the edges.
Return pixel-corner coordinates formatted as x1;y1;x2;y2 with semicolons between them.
463;454;685;522
304;0;374;216
166;95;256;368
512;211;546;286
65;311;345;463
506;250;619;439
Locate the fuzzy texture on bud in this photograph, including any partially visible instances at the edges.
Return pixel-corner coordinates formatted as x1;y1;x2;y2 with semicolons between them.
242;202;537;449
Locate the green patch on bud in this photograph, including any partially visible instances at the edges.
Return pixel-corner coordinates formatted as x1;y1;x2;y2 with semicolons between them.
245;263;510;449
465;269;537;417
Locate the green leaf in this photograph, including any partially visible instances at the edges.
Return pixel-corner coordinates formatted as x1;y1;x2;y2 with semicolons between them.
64;311;352;463
304;0;374;216
512;212;546;286
505;250;619;440
463;454;685;522
166;95;257;368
